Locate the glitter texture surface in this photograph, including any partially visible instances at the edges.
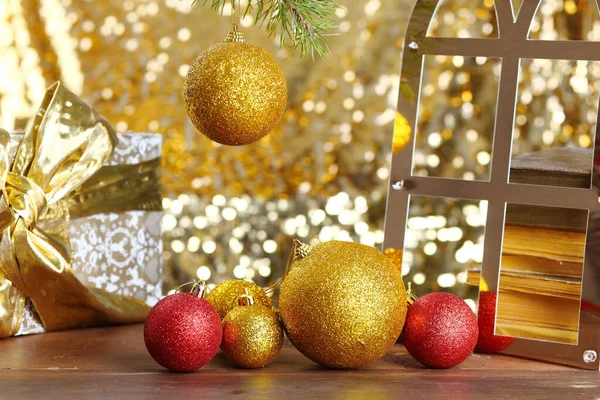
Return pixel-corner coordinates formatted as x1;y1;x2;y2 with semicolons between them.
206;280;273;319
182;42;287;146
475;291;515;354
144;293;222;372
403;292;478;369
221;304;283;368
278;241;407;369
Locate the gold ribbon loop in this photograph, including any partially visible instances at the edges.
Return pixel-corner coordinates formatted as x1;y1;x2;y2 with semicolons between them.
0;82;150;339
5;173;47;228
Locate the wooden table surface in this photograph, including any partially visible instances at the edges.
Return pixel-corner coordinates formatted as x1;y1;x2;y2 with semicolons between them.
0;324;598;399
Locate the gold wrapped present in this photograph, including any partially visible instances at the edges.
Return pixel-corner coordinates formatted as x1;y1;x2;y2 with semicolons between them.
0;82;162;338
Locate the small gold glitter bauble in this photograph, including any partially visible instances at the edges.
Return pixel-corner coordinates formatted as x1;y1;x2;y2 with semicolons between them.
278;240;407;369
221;295;283;369
206;280;272;319
182;32;287;146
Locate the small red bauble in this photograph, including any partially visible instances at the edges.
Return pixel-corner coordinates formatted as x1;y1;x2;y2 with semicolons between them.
475;291;515;353
144;292;222;372
403;292;478;369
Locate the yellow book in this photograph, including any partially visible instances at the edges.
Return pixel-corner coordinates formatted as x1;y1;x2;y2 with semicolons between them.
500;254;583;279
467;267;582;300
496;290;579;345
495;322;578;345
502;225;586;263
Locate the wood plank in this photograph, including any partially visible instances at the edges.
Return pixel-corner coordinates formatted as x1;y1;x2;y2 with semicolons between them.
0;324;598;399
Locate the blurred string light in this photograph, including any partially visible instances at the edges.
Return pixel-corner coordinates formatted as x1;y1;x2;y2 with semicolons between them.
513;58;600;158
402;196;486;300
161;189;388;288
413;53;500;182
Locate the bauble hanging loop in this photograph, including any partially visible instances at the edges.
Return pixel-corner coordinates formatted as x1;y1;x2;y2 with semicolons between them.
406;282;418;305
225;24;246;43
190;280;207;298
293;239;314;261
238;288;255;306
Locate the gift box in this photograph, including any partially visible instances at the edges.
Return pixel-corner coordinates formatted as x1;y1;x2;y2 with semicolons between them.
0;82;162;338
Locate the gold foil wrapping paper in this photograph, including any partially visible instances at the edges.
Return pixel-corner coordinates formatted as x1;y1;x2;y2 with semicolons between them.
0;82;162;338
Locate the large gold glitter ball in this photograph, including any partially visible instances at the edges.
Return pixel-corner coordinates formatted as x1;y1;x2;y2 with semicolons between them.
206;280;273;319
182;40;287;146
278;240;407;369
221;303;283;368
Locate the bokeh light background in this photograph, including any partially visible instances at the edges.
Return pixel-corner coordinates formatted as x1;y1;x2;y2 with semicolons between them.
0;0;598;303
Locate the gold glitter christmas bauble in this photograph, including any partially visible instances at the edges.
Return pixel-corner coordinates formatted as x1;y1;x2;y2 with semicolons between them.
182;38;287;146
278;240;407;369
206;280;272;319
221;303;283;368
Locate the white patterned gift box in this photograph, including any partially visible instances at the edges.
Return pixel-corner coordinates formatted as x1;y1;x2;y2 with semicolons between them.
8;132;163;336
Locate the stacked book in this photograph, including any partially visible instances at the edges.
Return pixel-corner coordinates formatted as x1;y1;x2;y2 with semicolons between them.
467;147;590;345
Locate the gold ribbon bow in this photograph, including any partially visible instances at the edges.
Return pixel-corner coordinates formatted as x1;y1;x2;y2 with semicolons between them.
0;82;151;338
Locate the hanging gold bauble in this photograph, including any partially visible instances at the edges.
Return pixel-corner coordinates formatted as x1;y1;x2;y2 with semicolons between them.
206;279;272;319
221;291;283;368
278;240;407;369
182;27;287;146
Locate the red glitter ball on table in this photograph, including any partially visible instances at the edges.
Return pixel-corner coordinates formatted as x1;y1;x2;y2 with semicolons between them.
403;292;478;369
475;291;515;353
144;292;222;372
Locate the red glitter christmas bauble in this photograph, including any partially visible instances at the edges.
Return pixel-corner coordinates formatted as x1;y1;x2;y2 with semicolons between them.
144;292;222;372
403;292;478;369
475;291;515;353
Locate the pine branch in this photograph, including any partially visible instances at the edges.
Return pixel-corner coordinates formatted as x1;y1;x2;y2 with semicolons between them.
191;0;341;58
